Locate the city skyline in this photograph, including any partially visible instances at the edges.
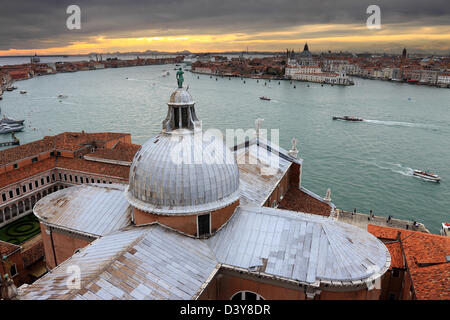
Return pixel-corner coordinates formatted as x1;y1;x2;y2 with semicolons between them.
0;0;449;56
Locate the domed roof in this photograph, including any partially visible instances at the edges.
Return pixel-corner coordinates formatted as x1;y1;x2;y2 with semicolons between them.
169;87;194;105
126;86;240;215
126;131;240;215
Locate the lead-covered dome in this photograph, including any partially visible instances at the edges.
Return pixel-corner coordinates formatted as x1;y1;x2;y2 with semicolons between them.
126;87;240;216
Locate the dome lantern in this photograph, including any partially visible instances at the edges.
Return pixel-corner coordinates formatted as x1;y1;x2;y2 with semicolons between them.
126;78;240;237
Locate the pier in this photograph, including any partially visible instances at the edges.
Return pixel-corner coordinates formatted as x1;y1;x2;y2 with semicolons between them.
0;133;20;148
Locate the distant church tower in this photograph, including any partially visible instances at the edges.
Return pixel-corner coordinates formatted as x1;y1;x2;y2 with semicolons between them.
304;43;309;52
402;48;407;59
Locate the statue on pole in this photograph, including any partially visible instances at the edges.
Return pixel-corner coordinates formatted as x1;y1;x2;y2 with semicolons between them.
176;68;184;88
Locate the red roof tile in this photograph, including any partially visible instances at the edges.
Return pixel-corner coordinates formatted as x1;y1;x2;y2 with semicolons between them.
0;240;20;257
369;225;450;300
0;132;130;166
85;141;140;162
385;242;405;269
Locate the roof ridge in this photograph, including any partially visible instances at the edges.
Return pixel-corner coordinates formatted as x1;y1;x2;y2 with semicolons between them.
64;228;151;300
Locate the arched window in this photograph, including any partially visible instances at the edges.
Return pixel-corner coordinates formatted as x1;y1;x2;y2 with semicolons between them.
18;201;24;214
231;291;265;301
11;204;18;217
24;199;30;211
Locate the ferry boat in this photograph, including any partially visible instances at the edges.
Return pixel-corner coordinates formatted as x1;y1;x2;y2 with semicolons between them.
413;170;441;182
259;96;271;101
332;116;364;122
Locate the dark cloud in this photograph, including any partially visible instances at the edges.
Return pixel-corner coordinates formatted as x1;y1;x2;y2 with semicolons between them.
0;0;449;51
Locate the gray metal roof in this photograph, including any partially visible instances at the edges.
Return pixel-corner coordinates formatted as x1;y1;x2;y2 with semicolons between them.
19;226;219;300
207;206;390;285
127;131;240;215
34;184;132;237
234;139;293;206
168;87;195;105
19;206;390;299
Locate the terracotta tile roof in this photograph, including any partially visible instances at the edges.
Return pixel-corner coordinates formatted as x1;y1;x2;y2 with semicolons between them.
368;224;400;240
385;242;405;269
0;157;56;188
368;225;450;300
278;187;332;217
0;139;55;166
0;132;130;166
0;240;20;257
55;157;130;180
85;142;140;162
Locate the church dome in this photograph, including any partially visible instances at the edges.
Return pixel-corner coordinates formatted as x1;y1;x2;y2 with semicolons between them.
126;86;240;216
169;87;194;105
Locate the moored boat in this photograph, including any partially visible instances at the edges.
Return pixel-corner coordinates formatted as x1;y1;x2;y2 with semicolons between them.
1;116;25;125
440;222;450;236
413;170;440;182
0;124;24;134
332;116;364;122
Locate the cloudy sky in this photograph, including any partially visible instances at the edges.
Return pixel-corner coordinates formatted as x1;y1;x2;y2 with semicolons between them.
1;0;449;55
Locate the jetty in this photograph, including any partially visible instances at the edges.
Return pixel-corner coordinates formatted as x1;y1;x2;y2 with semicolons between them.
0;133;20;147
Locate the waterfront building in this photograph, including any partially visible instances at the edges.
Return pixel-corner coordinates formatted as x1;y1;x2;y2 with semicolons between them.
437;73;450;87
15;83;391;300
368;225;449;300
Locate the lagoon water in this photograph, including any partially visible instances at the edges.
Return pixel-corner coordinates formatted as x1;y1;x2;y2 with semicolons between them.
1;64;449;233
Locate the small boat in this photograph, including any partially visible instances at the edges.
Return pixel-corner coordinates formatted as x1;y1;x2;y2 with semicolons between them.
332;116;364;122
6;86;17;91
259;96;271;101
440;222;450;236
57;94;68;99
0;124;24;134
20;90;27;94
413;170;440;182
1;116;25;125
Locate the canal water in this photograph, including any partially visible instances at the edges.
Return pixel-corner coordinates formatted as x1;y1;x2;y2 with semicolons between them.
1;64;449;233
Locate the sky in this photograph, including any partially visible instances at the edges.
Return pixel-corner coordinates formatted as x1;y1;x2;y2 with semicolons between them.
0;0;449;56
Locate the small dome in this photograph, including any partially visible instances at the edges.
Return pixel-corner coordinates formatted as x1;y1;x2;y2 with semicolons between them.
169;88;194;105
126;131;240;215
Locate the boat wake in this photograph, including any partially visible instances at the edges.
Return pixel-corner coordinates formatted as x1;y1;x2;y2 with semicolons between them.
368;161;414;177
364;119;433;129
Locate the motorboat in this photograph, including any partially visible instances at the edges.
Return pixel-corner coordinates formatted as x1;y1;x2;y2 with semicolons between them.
332;116;364;122
440;222;450;236
0;123;24;134
1;116;25;125
57;94;68;99
413;170;440;182
6;86;17;91
20;90;27;94
259;96;271;101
